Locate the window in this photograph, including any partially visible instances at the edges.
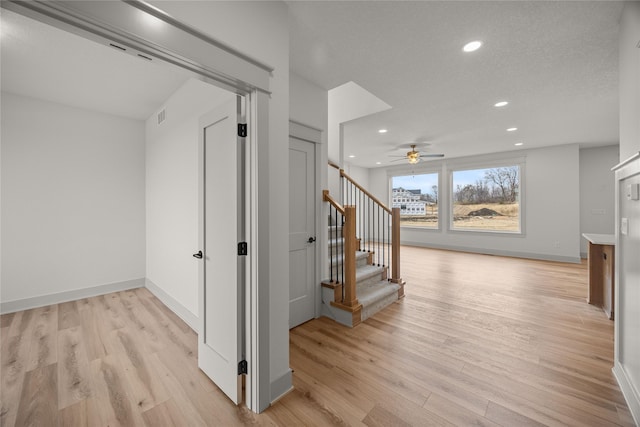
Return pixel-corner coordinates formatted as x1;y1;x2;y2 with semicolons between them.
451;165;521;233
391;173;439;228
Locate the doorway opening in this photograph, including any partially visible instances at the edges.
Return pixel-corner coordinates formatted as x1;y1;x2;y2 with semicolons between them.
1;0;271;412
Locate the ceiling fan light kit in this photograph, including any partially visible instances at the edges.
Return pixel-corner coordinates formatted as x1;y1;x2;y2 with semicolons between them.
388;144;445;164
407;147;421;164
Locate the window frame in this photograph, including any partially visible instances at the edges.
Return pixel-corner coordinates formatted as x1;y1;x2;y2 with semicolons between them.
388;169;442;231
448;159;525;235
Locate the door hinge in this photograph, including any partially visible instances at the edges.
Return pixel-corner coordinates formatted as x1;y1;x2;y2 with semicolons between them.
238;242;248;256
238;123;247;137
238;360;248;375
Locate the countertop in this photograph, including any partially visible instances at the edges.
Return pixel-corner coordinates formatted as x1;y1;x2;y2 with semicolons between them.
582;233;616;245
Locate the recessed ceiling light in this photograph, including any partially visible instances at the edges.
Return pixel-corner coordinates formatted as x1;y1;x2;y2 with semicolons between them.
378;129;388;134
514;142;524;146
494;101;509;107
463;40;483;52
348;155;356;158
507;127;518;132
376;162;382;165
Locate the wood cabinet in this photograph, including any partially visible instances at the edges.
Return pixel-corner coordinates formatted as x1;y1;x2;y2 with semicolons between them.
583;233;615;320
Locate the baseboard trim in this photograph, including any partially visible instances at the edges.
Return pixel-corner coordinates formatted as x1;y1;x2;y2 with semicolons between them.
401;240;582;264
0;278;145;314
613;362;640;426
270;369;293;405
144;278;198;332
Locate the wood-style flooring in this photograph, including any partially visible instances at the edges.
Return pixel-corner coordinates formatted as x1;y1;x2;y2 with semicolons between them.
1;246;635;426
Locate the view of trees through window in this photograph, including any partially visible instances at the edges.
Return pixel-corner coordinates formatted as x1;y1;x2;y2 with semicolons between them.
391;173;439;228
452;165;520;232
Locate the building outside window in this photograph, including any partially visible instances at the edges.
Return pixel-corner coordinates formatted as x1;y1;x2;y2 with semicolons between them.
391;173;439;228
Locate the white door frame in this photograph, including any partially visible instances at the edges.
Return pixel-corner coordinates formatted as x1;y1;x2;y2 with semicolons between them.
1;0;272;412
289;121;323;319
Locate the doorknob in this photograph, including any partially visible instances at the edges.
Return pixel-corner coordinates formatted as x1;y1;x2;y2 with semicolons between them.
307;237;316;243
193;250;203;259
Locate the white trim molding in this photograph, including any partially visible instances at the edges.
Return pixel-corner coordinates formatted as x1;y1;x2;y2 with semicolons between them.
144;278;198;332
401;241;582;264
612;151;640;426
270;369;293;405
0;278;144;314
613;362;640;425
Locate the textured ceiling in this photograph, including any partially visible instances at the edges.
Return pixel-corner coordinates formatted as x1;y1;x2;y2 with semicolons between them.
289;1;624;167
1;9;192;121
1;2;624;165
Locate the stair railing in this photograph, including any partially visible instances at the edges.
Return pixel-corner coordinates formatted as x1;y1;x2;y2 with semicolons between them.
338;168;403;286
323;190;359;308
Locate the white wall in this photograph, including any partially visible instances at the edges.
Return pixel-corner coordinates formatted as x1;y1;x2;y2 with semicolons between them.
614;2;640;423
290;72;329;313
327;82;391;197
619;1;640;161
145;79;234;323
290;73;328;133
369;144;582;262
579;145;619;256
147;0;291;405
344;162;370;191
1;92;145;309
327;81;391;166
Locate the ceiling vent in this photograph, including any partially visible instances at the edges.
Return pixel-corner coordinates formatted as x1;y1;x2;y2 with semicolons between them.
108;43;153;62
157;109;166;125
109;43;126;52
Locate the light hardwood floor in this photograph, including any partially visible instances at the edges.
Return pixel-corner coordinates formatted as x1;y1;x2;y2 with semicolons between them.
1;246;635;426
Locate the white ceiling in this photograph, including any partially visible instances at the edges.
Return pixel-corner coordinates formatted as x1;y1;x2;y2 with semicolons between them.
289;1;624;167
1;2;624;167
1;9;193;121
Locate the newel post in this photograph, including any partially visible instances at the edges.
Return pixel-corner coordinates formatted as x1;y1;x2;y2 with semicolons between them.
343;205;358;307
390;208;404;289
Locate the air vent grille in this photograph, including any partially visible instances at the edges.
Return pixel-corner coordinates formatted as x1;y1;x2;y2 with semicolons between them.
157;109;166;125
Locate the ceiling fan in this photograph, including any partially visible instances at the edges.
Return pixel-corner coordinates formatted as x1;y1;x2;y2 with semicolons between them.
389;144;444;164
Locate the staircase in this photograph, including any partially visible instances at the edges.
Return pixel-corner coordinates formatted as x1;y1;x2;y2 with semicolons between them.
320;167;405;327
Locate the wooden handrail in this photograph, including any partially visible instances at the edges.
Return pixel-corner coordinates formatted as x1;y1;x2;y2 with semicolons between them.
340;170;392;214
323;190;345;215
328;161;340;170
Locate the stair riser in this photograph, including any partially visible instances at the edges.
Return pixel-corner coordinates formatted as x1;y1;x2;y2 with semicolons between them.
358;272;387;288
361;292;398;321
327;226;344;234
328;254;369;275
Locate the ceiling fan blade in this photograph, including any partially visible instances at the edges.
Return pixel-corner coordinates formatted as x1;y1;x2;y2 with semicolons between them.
388;158;407;162
421;154;445;158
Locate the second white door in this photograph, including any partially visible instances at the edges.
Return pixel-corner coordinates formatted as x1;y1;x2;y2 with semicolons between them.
288;137;316;328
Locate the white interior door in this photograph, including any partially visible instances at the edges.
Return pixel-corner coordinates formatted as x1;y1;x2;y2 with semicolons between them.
198;98;243;404
289;137;316;328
